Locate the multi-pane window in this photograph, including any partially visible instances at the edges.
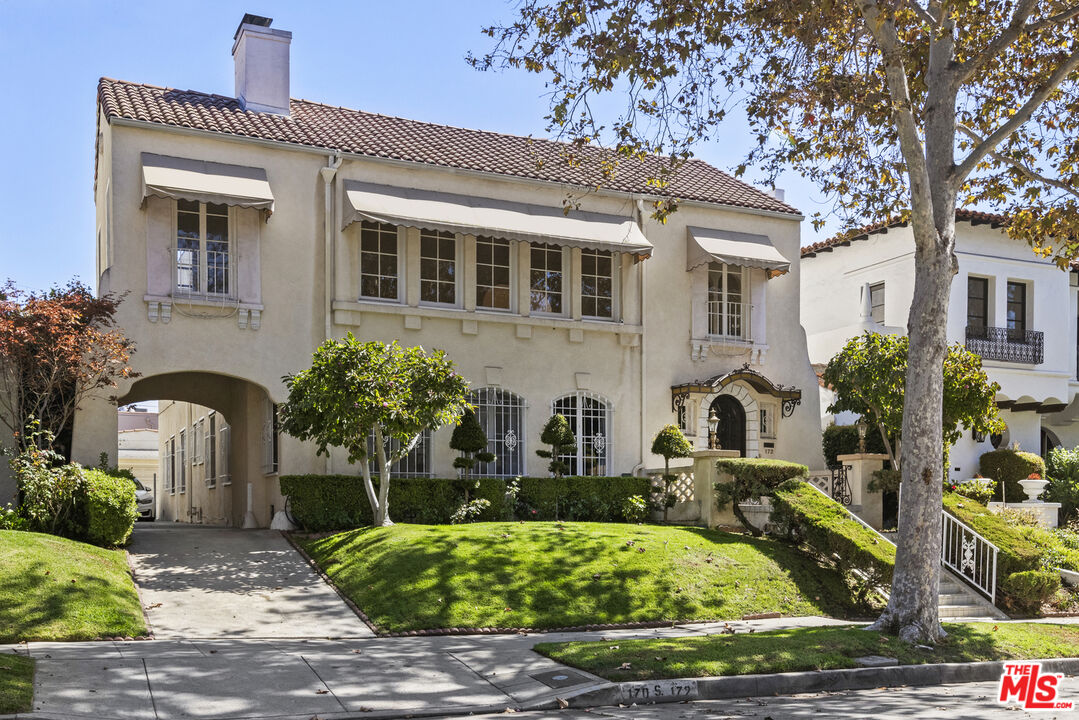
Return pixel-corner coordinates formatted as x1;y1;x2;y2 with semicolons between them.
530;244;564;313
367;429;432;478
707;263;745;337
869;282;886;323
262;401;279;474
176;200;230;296
219;424;231;485
192;418;204;464
359;221;399;300
553;392;612;476
967;277;989;337
206;413;217;489
469;388;526;477
178;429;187;494
581;249;613;319
420;230;457;304
476;236;511;310
1007;281;1027;337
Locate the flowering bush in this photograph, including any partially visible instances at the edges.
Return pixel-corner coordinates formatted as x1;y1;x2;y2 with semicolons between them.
945;477;996;505
621;495;650;523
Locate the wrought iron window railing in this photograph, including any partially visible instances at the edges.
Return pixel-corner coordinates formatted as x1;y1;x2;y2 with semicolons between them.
707;300;753;340
965;325;1043;364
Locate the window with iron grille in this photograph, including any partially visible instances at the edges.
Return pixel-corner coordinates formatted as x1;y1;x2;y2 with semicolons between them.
469;388;526;477
476;236;512;310
420;229;457;305
530;243;563;313
707;263;745;337
176;200;230;297
359;220;399;300
552;392;612;476
581;249;613;319
367;429;432;477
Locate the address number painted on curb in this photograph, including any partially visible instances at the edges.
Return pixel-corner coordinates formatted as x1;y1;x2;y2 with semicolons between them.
620;680;699;702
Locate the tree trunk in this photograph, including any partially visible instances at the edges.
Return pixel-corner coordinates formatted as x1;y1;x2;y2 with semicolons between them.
662;459;670;523
358;455;380;523
373;426;393;526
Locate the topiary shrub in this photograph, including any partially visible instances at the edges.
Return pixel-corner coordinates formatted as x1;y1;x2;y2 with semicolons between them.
770;479;895;601
714;458;808;535
651;424;693;522
82;469;138;547
822;423;888;469
1001;570;1061;615
450;410;496;481
536;415;577;477
979;449;1046;502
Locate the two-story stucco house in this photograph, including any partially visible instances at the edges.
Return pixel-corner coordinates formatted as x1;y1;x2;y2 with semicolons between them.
74;15;824;527
802;210;1079;482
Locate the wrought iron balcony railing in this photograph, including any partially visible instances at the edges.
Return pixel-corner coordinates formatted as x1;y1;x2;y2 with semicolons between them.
965;325;1044;364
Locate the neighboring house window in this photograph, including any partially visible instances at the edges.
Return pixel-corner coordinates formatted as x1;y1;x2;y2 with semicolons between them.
206;413;217;489
359;220;399;300
967;277;989;337
708;263;745;338
469;387;526;477
176;199;230;296
262;401;279;474
581;249;613;319
476;236;512;310
166;436;176;495
760;404;776;439
552;392;612;476
192;418;204;464
420;229;456;305
530;243;563;314
367;429;432;478
219;424;231;485
178;429;187;494
1007;281;1027;337
869;282;885;323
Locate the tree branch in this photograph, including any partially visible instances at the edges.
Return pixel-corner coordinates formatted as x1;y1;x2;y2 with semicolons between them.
953;0;1038;87
954;46;1079;183
957;124;1079;200
902;0;939;27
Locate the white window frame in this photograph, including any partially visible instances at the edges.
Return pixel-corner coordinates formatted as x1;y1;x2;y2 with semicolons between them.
552;391;613;477
469;387;527;477
419;229;460;307
580;248;615;320
358;221;402;302
367;429;432;478
759;403;777;440
166;435;176;495
475;236;515;312
174;200;234;299
707;263;748;339
192;417;204;465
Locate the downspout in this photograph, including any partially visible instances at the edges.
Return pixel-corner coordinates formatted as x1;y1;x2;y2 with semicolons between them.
320;154;343;475
633;198;648;476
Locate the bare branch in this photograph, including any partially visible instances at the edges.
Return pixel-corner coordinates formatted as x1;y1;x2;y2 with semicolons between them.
957;124;1079;200
1025;3;1079;35
953;0;1037;86
902;0;939;27
954;47;1079;183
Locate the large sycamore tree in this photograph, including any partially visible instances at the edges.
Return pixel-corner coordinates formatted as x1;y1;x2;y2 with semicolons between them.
473;2;1079;642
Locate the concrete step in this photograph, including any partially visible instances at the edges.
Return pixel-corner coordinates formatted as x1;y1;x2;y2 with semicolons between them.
939;603;993;618
939;592;979;605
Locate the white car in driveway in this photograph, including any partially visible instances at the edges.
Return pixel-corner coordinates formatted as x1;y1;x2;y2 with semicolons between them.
132;478;155;520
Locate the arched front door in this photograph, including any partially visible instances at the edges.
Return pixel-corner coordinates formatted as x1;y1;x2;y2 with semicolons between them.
710;395;746;456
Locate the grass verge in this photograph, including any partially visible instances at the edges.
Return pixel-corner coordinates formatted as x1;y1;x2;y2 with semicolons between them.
0;654;34;714
0;530;146;642
535;622;1079;680
299;522;872;632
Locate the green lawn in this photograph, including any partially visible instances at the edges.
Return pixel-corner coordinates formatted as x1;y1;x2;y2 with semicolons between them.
0;530;146;642
535;622;1079;680
0;655;34;714
299;522;872;632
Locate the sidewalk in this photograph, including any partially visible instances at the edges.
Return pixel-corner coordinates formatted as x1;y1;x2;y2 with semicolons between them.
2;616;848;720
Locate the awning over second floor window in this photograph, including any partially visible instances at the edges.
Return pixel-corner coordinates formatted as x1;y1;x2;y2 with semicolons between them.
686;226;790;275
141;153;275;215
342;181;653;257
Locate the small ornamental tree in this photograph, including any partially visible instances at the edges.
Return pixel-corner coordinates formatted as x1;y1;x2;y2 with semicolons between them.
822;333;1003;472
278;335;469;526
536;414;576;477
0;279;137;454
651;424;693;521
451;409;496;481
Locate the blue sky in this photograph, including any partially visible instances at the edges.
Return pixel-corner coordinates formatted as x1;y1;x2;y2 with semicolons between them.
0;1;839;293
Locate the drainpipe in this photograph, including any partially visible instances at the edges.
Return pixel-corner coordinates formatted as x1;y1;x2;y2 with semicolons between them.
321;154;342;476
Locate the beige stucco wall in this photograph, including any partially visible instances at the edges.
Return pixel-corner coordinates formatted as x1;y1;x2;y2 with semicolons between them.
82;109;825;527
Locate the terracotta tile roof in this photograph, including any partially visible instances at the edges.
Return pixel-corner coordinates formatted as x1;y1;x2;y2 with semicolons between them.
98;77;800;216
801;209;1009;258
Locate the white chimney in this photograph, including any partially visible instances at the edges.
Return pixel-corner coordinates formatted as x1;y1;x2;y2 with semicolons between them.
773;188;786;202
232;14;292;116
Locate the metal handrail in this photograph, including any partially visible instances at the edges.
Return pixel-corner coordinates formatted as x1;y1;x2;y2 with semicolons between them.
941;509;999;603
707;300;753;340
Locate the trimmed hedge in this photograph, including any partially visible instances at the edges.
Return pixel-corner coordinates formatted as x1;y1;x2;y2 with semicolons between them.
1001;570;1061;615
822;423;888;468
979;449;1046;503
81;470;138;547
279;474;652;531
770;479;895;598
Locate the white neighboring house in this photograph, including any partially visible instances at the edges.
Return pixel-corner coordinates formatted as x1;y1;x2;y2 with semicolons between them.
801;210;1079;482
117;405;159;518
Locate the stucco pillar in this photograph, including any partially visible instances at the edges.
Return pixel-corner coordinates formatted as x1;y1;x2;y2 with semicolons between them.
691;449;739;528
570;246;582;320
71;393;118;468
405;227;420;307
517;240;531;316
836;452;888;529
463;234;477;312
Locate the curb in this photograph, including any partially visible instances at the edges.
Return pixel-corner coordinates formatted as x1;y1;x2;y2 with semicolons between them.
557;657;1079;708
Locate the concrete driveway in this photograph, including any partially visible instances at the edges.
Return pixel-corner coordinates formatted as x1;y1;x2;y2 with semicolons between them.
127;524;373;639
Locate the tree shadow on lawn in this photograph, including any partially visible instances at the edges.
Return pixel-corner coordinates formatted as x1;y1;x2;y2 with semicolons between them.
308;523;866;632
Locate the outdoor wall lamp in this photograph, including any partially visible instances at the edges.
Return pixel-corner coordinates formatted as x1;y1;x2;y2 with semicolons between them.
707;408;720;450
972;429;987;443
856;418;868;453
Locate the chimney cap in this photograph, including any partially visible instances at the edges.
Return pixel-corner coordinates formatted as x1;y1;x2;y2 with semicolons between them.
235;13;273;40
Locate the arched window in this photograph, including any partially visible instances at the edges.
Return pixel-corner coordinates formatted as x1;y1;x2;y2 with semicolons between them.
469;388;526;477
367;429;431;478
552;392;612;476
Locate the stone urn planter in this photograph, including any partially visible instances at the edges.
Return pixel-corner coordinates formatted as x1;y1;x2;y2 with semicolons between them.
1018;477;1049;503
